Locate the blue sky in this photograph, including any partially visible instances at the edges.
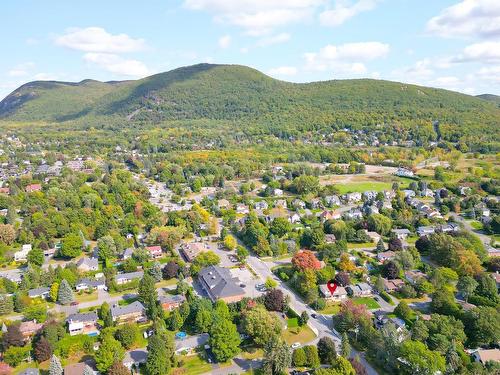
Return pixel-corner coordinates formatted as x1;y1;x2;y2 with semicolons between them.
2;0;500;100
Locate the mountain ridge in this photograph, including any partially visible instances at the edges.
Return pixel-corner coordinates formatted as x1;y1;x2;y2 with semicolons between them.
1;63;499;139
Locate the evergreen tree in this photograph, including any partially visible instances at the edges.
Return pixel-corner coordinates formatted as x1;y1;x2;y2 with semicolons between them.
49;355;63;375
292;348;306;367
57;279;73;305
0;295;14;315
95;333;125;373
376;239;385;253
49;282;59;302
100;302;113;327
148;262;163;282
2;324;24;348
263;337;292;375
341;332;351;358
145;333;174;375
138;274;159;320
167;309;183;331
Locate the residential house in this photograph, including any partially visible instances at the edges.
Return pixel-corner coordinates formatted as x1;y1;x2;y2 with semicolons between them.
25;184;42;193
363;191;377;201
475;203;490;218
364;230;381;244
76;257;98;272
111;301;146;324
19;320;43;341
64;363;87;375
347;283;372;297
123;349;148;370
67;312;99;336
362;204;379;215
404;270;426;285
319;210;341;222
288;213;301;224
472;349;500;364
382;278;405;293
28;287;50;299
459;186;472;196
395;168;414;178
159;294;186;311
383;190;396;200
324;195;341;207
236;204;249;214
198;265;245;303
343;209;363;220
402;189;416;198
319;284;348;302
292;199;306;210
309;198;322;209
437;223;459;233
14;244;31;262
344;192;362;203
115;271;144;285
175;333;209;355
180;242;207;262
254;201;268;210
421;188;435;197
377;251;396;262
374;314;407;341
417;226;435;237
76;278;106;291
273;188;284;197
122;248;134;260
146;245;163;259
491;272;500;291
217;199;231;210
391;229;411;240
275;199;287;209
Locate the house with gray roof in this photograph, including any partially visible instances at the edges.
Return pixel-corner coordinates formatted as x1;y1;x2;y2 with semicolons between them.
111;301;146;324
28;287;50;299
115;271;144;285
67;312;99;336
198;265;245;303
76;257;99;272
76;278;106;291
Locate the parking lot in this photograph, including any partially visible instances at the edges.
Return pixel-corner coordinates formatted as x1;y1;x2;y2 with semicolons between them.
230;267;266;299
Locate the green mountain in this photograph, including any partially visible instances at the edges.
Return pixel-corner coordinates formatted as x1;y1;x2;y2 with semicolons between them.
477;94;500;105
1;63;499;140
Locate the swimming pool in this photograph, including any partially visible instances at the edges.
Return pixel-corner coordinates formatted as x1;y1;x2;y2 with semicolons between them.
175;332;187;339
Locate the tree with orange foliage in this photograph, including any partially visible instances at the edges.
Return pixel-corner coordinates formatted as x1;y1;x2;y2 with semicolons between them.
292;250;321;271
338;253;356;273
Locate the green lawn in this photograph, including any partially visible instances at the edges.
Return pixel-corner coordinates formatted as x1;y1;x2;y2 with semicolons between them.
240;348;264;360
75;292;98;303
287;318;299;328
468;220;484;230
156;278;178;288
177;353;213;375
348;242;375;249
335;182;393;194
283;325;316;345
353;297;380;310
319;302;341;315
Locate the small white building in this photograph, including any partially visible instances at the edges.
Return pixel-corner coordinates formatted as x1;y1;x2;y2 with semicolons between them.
14;244;31;262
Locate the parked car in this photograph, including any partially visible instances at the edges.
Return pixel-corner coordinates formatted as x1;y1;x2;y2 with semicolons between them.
291;342;301;349
70;301;79;306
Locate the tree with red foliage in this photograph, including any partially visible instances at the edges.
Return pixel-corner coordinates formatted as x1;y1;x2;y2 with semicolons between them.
0;362;13;375
108;361;130;375
388;237;403;251
336;300;371;333
350;356;368;375
292;250;321;271
34;336;52;362
334;272;351;287
264;289;286;312
2;324;24;349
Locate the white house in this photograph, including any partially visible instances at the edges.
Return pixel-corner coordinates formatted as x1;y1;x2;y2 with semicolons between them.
395;168;414;178
14;244;31;262
319;284;348;302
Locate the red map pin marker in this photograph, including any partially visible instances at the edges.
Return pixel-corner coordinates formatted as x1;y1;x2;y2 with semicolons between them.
327;280;338;294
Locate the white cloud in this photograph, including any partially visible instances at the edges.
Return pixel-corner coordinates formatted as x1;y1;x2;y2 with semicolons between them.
83;53;150;77
256;33;291;46
56;27;145;53
319;0;378;27
452;41;500;63
8;62;35;77
304;42;389;73
184;0;322;35
426;0;500;39
267;66;298;76
218;34;231;48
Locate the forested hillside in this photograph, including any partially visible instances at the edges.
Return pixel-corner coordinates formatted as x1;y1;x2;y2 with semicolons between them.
1;64;499;150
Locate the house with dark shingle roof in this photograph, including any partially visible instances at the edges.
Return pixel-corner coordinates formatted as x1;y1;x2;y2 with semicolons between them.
198;265;244;303
28;287;50;299
76;257;99;272
159;294;186;311
67;312;99;336
115;271;144;285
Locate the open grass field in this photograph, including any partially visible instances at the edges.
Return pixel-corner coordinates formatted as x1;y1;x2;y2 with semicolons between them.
334;181;393;194
75;292;98;303
353;297;380;309
241;348;264;360
283;325;316;344
348;242;375;249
